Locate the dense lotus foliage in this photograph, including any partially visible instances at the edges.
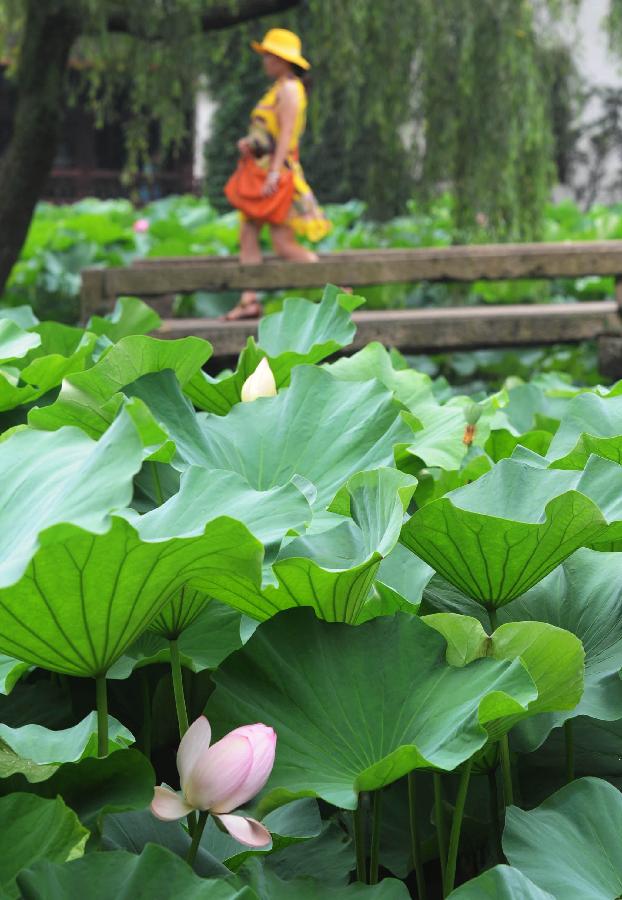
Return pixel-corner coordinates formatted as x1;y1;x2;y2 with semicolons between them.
4;286;622;897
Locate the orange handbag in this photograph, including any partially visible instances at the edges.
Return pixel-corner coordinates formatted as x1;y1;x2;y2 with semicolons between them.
224;156;294;224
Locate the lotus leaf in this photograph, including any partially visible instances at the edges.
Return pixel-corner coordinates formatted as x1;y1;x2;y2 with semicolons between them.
401;457;612;608
186;285;362;414
206;609;537;810
503;777;622;899
0;794;88;899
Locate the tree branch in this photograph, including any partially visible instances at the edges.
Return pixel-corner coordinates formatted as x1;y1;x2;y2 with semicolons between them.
107;0;302;36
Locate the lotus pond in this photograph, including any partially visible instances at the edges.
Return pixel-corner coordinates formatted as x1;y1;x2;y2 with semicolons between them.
2;287;622;898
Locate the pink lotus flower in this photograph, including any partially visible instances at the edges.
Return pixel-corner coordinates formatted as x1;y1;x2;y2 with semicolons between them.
133;218;150;233
151;716;276;847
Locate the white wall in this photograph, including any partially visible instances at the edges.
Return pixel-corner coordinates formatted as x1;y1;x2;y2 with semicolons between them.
193;77;217;184
550;0;622;202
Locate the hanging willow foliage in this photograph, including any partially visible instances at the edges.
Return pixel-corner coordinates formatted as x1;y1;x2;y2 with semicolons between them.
0;0;614;250
205;0;586;237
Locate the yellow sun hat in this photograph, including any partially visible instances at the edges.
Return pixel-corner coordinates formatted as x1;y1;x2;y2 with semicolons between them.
251;28;311;70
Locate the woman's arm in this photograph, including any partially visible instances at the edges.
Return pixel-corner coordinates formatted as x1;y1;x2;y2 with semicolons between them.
263;80;299;196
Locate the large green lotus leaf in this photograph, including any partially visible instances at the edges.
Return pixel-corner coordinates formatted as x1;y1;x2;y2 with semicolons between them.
264;821;354;886
487;382;565;435
404;397;496;471
0;654;30;694
187;366;412;510
100;809;231;877
235;859;410;899
0;324;97;413
109;601;244;677
500;550;622;751
545;391;622;467
423;614;584;740
356;543;435;624
400;458;609;608
199;468;416;623
0;318;40;362
86;296;161;341
205;609;537;811
0;794;88;899
125;369;218;470
208;799;322;870
186;285;362;415
324;341;434;409
0;409;143;589
133;467;311;546
148;586;213;639
127;466;312;626
0;713;133;768
503;777;622;900
17;846;249;900
28;335;212;436
0;306;39;329
257;285;362;359
0;514;263;677
18;329;97;389
414;452;491;507
447;865;554;899
0;749;155;831
485;427;553;463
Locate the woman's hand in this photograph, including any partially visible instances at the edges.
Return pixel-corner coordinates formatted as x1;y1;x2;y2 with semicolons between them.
262;169;281;196
237;137;253;156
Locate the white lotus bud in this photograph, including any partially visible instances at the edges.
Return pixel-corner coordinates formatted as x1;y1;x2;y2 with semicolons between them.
241;358;277;402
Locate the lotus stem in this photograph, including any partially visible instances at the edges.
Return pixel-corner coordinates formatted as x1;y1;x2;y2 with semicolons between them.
354;796;367;883
499;734;514;806
564;719;575;783
170;638;189;738
408;771;427;900
488;606;498;632
369;789;383;885
433;772;447;896
139;669;152;759
445;758;473;895
95;674;108;758
186;810;208;866
151;461;164;506
487;768;503;863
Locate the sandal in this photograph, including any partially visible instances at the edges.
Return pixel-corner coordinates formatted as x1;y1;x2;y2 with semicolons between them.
222;291;263;321
223;301;263;320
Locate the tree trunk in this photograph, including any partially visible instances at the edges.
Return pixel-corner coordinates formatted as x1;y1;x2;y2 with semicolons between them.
0;0;80;297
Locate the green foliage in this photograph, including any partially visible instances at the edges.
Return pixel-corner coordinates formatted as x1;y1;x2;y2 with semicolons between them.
204;0;578;231
5;283;622;895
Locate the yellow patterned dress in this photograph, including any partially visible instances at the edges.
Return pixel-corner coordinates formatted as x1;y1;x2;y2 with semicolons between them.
245;77;331;241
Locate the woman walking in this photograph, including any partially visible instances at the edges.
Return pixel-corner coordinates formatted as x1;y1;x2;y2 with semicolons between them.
224;28;331;319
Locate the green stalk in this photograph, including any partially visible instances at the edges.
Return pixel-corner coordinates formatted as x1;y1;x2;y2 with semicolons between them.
564;719;575;783
170;638;189;737
487;768;503;863
445;759;472;895
354;797;367;883
95;674;108;758
433;772;447;896
488;606;498;632
369;790;383;885
499;734;514;807
169;639;196;835
185;810;208;866
151;461;164;506
408;772;427;900
139;669;152;759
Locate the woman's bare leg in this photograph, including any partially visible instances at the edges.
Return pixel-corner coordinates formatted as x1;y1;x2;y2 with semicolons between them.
269;223;318;262
225;219;263;319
